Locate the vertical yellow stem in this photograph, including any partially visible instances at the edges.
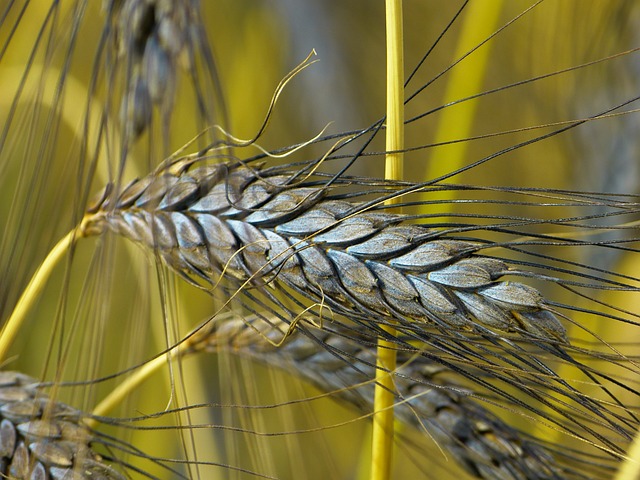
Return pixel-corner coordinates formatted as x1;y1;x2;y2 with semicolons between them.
371;1;403;479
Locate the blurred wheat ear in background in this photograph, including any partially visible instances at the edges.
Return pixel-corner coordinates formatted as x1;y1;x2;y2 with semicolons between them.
0;371;124;479
1;1;640;479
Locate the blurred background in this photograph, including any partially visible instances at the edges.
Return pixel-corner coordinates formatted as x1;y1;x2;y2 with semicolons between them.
0;1;639;478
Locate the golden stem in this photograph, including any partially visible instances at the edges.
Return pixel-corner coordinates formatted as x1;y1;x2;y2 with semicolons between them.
371;1;404;479
88;352;172;428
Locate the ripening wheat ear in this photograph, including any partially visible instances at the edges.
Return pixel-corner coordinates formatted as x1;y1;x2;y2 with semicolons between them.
189;314;565;480
0;372;123;479
82;155;568;345
87;309;565;480
107;0;223;142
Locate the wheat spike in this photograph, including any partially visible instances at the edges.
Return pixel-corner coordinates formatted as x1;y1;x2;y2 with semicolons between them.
83;157;567;344
108;0;214;140
0;371;123;479
189;314;567;480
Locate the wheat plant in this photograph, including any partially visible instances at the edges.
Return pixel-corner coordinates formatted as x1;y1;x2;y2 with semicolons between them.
1;1;639;479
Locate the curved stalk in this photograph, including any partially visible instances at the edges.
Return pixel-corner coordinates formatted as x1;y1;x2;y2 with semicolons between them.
88;353;171;427
0;228;80;363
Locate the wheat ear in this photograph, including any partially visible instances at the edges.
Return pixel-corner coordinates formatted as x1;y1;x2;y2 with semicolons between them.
86;309;568;480
82;157;568;345
108;0;214;141
189;314;570;480
0;371;123;479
